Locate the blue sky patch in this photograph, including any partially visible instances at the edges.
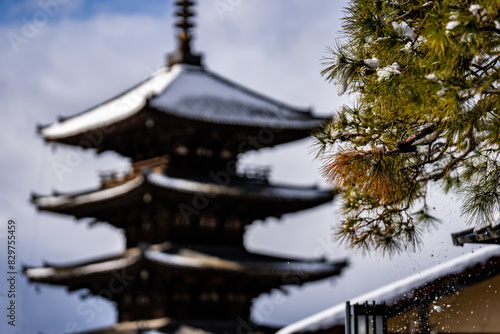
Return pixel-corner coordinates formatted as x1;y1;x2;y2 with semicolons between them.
0;0;173;25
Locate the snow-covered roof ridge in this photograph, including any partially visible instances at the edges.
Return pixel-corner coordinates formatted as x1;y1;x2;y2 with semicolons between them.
25;243;347;283
276;246;500;334
145;248;244;271
145;247;347;275
41;65;182;139
200;66;311;114
25;247;143;281
33;175;145;209
40;62;325;141
33;171;333;211
148;65;322;128
147;172;332;201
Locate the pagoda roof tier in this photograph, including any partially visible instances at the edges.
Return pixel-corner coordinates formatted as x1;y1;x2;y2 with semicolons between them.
25;243;347;322
33;171;333;216
25;243;347;287
31;170;334;247
38;64;327;161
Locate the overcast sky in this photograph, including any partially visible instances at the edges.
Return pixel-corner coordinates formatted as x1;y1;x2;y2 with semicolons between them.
0;1;484;334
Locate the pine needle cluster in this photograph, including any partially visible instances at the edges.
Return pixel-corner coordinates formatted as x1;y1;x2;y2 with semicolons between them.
315;0;500;254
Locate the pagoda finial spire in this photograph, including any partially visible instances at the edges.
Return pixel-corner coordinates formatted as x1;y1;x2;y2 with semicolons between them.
167;0;203;67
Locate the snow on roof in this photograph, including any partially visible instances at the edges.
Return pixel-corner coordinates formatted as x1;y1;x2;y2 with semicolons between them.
25;243;345;283
34;176;144;209
145;249;244;271
276;246;500;334
147;173;331;201
26;252;141;280
33;172;332;210
79;317;171;334
41;64;322;140
41;66;182;139
148;66;320;128
146;247;345;275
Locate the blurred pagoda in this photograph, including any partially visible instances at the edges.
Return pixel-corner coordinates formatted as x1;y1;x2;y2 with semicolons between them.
26;1;347;333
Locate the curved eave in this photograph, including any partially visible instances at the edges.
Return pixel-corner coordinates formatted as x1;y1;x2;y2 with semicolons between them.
147;103;326;130
39;111;326;162
38;64;328;146
39;66;182;141
32;176;145;213
24;248;142;285
147;173;334;203
147;65;322;129
145;249;347;281
24;244;347;286
32;173;335;215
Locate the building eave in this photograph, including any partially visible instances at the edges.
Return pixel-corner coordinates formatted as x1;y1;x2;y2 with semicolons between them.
452;224;500;246
276;246;500;334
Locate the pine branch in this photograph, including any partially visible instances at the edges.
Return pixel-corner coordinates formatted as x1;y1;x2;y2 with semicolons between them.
421;133;477;182
318;0;500;253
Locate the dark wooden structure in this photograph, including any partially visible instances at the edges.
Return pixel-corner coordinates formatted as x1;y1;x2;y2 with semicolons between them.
27;243;346;323
452;223;500;246
26;1;346;333
276;247;500;334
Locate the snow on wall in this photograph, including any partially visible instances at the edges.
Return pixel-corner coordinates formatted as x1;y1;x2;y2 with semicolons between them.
276;246;500;334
